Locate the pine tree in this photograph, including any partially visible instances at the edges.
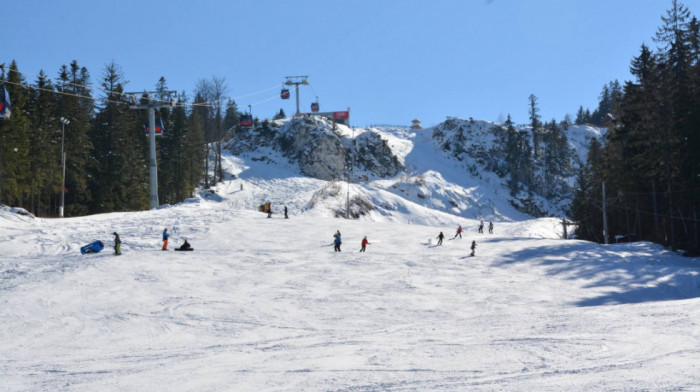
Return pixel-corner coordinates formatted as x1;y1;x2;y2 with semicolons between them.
223;99;239;132
57;61;95;216
273;108;286;120
26;71;60;215
528;94;542;159
91;62;147;212
0;61;31;206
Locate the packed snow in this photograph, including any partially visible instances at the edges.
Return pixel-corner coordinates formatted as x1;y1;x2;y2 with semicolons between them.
1;147;699;391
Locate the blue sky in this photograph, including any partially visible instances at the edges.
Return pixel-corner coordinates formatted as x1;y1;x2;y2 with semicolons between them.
5;0;698;127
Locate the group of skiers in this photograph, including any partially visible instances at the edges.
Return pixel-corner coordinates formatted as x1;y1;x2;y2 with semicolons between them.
332;230;371;253
259;202;289;219
105;217;494;258
103;228;191;255
435;221;494;256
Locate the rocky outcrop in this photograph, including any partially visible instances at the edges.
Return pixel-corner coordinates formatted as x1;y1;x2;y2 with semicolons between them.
226;117;404;181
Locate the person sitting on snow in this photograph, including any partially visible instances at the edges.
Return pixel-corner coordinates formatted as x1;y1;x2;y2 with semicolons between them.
178;239;192;251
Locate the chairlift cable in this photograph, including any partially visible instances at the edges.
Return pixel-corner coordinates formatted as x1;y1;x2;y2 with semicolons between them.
6;67;286;111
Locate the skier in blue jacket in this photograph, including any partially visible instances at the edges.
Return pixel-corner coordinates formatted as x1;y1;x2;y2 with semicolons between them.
162;228;169;250
333;231;342;252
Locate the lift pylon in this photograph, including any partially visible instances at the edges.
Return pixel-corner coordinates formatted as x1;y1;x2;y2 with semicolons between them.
284;76;309;115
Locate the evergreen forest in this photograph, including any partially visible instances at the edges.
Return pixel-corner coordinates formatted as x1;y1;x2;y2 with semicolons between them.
570;0;700;254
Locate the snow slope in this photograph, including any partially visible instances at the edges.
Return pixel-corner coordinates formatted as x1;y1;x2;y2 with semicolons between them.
1;152;699;391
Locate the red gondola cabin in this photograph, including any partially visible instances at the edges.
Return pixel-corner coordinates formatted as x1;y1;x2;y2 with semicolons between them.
240;114;253;128
145;117;164;135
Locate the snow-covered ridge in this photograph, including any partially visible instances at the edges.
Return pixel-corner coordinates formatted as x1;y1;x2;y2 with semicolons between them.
225;116;602;221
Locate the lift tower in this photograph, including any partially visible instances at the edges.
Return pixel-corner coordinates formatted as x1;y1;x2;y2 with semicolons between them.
126;90;177;209
284;76;309;115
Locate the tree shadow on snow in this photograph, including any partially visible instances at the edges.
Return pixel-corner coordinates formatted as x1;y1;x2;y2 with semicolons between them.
493;240;700;306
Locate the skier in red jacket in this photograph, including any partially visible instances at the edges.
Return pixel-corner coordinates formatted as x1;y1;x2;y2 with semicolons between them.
360;236;370;252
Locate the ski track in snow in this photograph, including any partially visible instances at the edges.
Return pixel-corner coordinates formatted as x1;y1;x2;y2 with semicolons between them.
1;152;700;391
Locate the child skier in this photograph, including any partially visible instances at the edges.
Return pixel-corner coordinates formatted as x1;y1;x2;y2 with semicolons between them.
470;240;477;256
334;231;342;252
360;236;370;252
113;232;121;255
162;228;169;250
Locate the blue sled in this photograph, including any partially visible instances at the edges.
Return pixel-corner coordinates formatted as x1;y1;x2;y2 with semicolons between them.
81;240;104;254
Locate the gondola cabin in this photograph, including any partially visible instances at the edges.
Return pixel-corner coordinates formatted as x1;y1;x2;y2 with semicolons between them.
240;114;253;128
280;88;290;99
145;117;164;135
310;102;320;112
0;85;11;119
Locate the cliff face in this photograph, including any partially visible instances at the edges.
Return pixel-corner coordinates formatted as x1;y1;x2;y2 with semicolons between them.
226;117;404;181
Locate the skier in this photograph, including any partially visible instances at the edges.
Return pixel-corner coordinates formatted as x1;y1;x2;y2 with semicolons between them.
488;221;494;234
478;220;484;233
436;231;445;246
360;236;370;252
284;205;288;219
334;231;342;252
454;225;463;238
266;202;272;218
162;228;169;250
113;232;121;255
470;240;477;256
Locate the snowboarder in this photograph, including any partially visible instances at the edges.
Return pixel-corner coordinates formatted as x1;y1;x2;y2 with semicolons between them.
360;236;370;252
470;240;477;256
478;220;484;233
436;231;445;246
284;205;288;219
454;225;463;238
177;239;192;251
162;228;169;250
488;221;494;234
334;232;342;252
113;232;121;255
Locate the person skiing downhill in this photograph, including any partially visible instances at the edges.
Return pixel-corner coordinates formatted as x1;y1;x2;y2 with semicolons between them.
284;205;288;219
470;240;477;256
162;228;169;250
113;232;121;255
478;220;484;233
488;221;494;234
436;231;445;246
454;225;463;238
360;236;370;252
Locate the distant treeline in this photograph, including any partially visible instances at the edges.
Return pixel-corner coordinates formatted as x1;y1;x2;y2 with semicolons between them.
571;1;700;254
0;61;244;216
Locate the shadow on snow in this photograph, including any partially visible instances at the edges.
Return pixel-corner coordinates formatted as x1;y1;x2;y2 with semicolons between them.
492;240;700;307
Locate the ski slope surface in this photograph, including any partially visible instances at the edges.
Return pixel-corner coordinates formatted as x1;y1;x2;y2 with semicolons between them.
2;153;700;391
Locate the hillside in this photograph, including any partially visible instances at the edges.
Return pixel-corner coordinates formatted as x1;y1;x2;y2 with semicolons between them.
1;151;699;391
225;116;603;221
